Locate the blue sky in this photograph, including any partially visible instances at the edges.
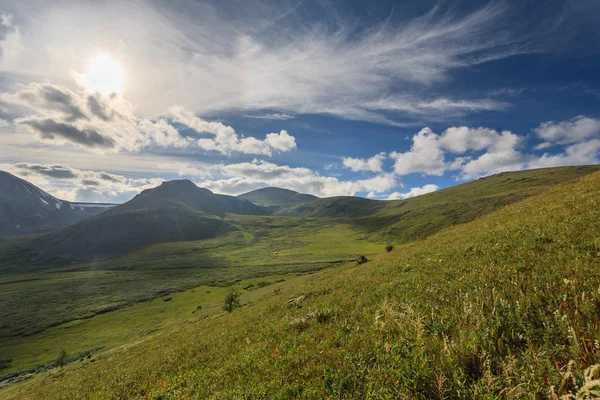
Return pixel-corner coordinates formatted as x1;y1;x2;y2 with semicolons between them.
0;0;599;202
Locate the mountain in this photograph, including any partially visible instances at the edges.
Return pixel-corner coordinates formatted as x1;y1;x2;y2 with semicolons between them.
237;187;318;207
0;170;116;236
276;195;379;218
28;180;271;260
111;179;271;217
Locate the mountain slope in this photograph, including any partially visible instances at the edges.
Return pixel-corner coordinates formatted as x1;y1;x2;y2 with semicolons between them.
0;171;116;236
237;187;318;207
27;180;269;260
277;165;600;243
276;195;380;217
32;206;236;260
11;170;600;399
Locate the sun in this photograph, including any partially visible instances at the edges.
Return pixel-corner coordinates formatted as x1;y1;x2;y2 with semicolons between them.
83;54;125;96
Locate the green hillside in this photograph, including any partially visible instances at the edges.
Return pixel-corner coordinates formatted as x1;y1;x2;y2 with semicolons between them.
4;168;600;399
237;187;318;207
278;165;600;243
30;207;237;261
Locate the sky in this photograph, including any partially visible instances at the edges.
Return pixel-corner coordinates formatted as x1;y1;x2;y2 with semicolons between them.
0;0;599;203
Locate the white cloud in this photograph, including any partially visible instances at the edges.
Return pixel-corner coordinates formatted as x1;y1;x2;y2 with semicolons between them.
1;82;295;156
439;126;521;154
528;139;600;169
264;130;296;152
533;116;600;146
438;126;526;179
389;125;528;179
387;184;439;200
342;152;386;172
169;105;296;156
459;149;526;180
178;159;397;197
390;128;447;176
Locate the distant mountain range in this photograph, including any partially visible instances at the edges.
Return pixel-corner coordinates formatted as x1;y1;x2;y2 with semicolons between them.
3;165;600;262
0;171;116;236
27;180;275;259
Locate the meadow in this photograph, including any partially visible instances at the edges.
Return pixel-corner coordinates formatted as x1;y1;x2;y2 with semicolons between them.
0;220;383;376
2;169;600;398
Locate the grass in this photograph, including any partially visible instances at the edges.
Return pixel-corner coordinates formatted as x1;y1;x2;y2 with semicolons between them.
3;168;600;398
0;220;383;339
0;274;296;377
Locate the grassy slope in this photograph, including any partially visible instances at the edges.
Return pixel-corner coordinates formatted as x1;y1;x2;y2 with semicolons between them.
6;170;600;399
279;165;600;242
0;274;298;378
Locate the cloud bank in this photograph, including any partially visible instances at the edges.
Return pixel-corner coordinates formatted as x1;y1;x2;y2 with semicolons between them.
1;82;297;156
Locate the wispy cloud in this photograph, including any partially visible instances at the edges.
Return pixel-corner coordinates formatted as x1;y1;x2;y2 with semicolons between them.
245;113;295;120
0;1;537;125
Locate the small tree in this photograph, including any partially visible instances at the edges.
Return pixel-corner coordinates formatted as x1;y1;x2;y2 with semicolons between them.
223;290;241;313
357;255;368;265
386;244;394;252
55;350;68;368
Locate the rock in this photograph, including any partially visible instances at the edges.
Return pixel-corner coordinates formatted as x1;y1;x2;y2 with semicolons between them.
290;311;316;326
285;295;305;306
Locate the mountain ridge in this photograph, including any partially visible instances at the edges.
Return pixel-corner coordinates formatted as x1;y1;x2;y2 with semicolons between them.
237;187;318;207
0;170;117;237
26;178;271;260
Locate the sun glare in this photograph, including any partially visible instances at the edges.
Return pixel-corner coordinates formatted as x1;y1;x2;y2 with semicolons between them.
84;54;125;96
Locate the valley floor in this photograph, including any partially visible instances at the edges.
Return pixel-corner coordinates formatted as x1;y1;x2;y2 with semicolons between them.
0;220;384;379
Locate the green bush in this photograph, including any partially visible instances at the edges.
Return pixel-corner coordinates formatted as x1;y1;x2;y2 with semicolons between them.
357;255;368;265
223;290;241;313
386;244;394;252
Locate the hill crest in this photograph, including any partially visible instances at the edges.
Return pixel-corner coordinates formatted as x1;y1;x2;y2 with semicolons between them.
237;186;318;207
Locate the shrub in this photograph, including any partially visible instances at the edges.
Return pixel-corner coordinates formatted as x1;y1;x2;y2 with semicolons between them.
357;255;368;265
315;309;333;324
386;244;394;252
55;350;68;368
223;290;241;313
